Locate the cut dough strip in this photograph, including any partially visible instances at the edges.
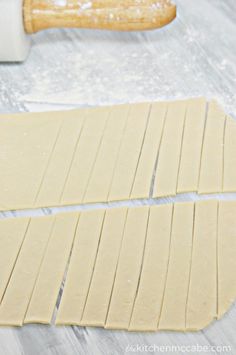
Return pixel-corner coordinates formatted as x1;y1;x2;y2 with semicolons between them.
24;213;80;324
153;100;187;198
61;107;110;206
0;216;55;326
81;208;127;327
0;218;30;303
130;101;168;199
129;204;173;331
186;200;218;330
218;201;236;319
223;116;236;192
56;209;105;325
198;101;226;194
105;207;149;329
35;110;86;207
83;105;130;203
158;202;194;331
177;98;207;193
108;103;151;201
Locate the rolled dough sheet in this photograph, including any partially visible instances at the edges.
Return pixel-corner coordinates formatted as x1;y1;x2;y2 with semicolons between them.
218;201;236;318
198;101;225;194
158;202;194;331
56;209;105;325
0;216;55;326
24;213;79;324
130;102;167;199
177;98;206;193
0;218;30;303
153;100;187;198
129;204;173;332
105;207;149;330
108;103;150;201
83;105;129;203
61;107;110;206
81;208;127;327
223;116;236;192
186;200;218;331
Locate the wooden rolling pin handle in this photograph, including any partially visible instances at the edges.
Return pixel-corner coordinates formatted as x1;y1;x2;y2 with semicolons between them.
23;0;176;34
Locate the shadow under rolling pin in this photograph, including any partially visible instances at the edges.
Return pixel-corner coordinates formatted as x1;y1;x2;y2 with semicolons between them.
0;0;176;62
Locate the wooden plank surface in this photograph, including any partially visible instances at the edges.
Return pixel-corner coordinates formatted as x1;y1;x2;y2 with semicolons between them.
0;0;236;354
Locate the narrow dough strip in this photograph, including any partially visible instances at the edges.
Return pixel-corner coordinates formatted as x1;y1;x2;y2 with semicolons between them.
186;200;218;331
0;216;55;326
108;103;151;202
0;218;30;303
223;116;236;192
153;100;187;198
33;117;67;205
35;110;87;207
83;105;130;203
61;107;110;206
24;212;80;324
81;208;127;327
105;206;149;330
218;201;236;318
0;113;62;210
198;101;225;194
177;98;207;193
158;202;194;331
128;204;173;332
56;209;105;325
130;102;168;199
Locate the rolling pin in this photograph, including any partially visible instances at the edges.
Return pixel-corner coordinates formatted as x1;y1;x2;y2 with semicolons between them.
0;0;176;62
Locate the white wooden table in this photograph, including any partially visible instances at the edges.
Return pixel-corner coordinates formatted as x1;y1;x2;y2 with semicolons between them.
0;1;235;354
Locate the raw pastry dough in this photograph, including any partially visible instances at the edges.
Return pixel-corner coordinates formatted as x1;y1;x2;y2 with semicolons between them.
0;201;235;330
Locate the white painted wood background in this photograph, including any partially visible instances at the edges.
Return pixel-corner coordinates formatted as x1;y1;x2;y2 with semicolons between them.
0;0;235;354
